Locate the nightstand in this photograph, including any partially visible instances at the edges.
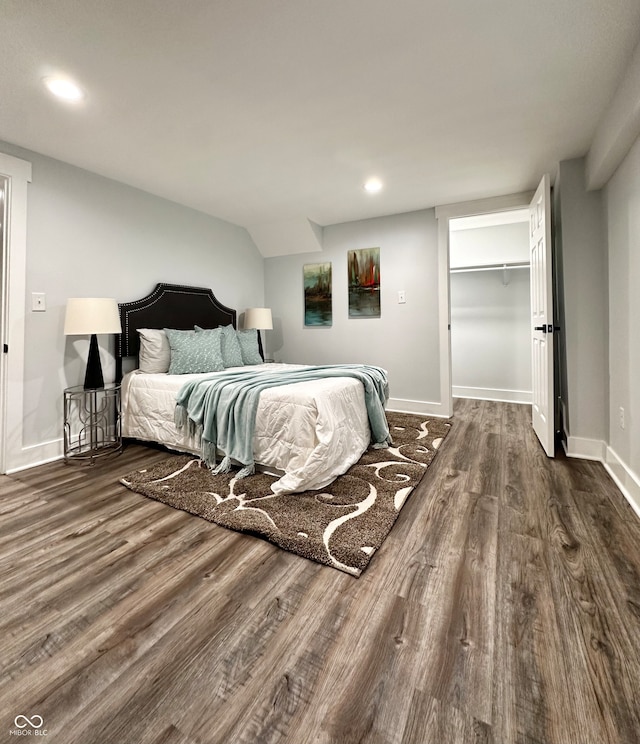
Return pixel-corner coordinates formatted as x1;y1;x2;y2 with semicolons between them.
63;383;122;464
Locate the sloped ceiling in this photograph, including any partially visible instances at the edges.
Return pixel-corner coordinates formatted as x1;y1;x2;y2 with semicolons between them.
1;0;640;256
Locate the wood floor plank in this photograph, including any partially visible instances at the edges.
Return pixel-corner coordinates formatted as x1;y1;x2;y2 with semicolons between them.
401;689;494;744
2;401;640;743
478;399;503;435
491;530;579;744
542;522;640;742
376;460;468;601
0;520;245;706
0;515;211;682
283;583;422;744
210;569;357;744
418;491;498;724
48;550;311;743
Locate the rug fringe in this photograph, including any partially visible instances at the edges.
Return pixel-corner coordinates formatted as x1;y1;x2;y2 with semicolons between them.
236;463;255;479
213;454;233;474
372;437;393;449
202;440;217;468
174;405;187;430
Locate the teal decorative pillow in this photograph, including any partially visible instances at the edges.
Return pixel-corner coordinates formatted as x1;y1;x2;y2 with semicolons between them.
196;324;244;368
164;328;224;374
236;328;264;365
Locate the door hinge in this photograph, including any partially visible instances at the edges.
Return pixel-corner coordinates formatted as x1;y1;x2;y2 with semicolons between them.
2;344;7;353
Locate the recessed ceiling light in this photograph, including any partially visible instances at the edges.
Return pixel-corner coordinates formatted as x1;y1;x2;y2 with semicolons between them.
364;177;383;194
43;76;85;102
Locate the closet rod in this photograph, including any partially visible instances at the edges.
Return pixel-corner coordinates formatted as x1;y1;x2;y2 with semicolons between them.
450;261;530;274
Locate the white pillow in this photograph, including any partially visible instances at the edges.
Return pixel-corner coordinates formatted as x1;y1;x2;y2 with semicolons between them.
138;328;171;374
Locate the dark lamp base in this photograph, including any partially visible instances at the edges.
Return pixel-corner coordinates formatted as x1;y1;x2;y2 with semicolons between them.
84;334;105;390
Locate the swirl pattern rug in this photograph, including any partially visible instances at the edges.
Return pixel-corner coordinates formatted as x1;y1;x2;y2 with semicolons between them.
120;411;451;577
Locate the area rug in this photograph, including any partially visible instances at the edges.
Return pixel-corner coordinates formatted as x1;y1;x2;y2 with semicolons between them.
120;412;452;577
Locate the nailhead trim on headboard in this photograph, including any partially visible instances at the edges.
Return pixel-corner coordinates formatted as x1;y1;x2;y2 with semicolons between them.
116;283;237;381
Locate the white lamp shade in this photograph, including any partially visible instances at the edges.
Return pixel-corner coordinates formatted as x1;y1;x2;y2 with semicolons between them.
244;307;273;330
64;298;122;335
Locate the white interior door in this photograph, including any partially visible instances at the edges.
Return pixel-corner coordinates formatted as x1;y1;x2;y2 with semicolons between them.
530;174;555;456
0;177;7;474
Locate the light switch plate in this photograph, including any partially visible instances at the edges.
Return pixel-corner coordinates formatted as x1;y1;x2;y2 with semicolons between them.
32;292;46;312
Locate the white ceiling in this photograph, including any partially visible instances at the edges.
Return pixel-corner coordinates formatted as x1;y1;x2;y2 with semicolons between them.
2;0;640;255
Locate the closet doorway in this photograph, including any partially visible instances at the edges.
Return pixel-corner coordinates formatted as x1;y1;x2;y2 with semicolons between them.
449;210;531;404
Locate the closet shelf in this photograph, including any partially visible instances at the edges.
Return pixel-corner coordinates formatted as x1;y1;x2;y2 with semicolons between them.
450;261;530;274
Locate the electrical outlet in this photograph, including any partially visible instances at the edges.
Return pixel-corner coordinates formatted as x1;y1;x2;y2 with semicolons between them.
619;406;625;430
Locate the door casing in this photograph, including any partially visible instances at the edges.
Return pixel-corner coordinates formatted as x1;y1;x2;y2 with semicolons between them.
0;152;32;474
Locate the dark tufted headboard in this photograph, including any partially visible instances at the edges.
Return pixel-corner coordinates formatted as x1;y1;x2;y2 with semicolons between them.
116;283;239;380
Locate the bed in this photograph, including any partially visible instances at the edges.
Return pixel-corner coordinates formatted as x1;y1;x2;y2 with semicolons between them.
117;283;389;495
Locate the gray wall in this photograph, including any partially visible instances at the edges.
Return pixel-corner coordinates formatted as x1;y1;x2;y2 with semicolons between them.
555;157;608;445
605;134;640;476
0;140;264;450
449;222;530;267
264;209;441;408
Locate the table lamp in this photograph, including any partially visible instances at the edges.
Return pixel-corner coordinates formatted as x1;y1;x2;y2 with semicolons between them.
244;307;273;359
64;298;122;389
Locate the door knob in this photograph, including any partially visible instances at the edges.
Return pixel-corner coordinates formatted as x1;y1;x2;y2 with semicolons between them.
534;325;547;332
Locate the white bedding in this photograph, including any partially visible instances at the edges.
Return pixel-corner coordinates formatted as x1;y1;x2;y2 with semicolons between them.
121;363;372;494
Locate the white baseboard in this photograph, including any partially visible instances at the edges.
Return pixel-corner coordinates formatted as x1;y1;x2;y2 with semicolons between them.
565;435;606;461
604;447;640;519
387;398;450;418
6;438;64;474
452;386;532;404
563;436;640;520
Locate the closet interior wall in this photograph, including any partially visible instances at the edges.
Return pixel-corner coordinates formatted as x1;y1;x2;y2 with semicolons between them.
450;219;532;404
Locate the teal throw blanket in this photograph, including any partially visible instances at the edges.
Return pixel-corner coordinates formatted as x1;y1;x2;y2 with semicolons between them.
174;364;391;478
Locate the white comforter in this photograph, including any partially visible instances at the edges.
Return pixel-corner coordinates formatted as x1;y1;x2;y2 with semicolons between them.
121;363;372;494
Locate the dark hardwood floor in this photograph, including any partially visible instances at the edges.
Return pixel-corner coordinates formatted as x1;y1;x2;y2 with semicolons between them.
1;399;640;743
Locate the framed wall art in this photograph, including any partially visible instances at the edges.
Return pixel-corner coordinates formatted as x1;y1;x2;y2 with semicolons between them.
304;262;332;326
348;247;380;317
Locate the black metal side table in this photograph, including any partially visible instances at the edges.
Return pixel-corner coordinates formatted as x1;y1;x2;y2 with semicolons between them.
63;383;122;464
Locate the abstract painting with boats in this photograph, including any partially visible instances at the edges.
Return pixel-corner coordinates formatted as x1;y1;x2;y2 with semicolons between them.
304;262;332;326
348;247;381;317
